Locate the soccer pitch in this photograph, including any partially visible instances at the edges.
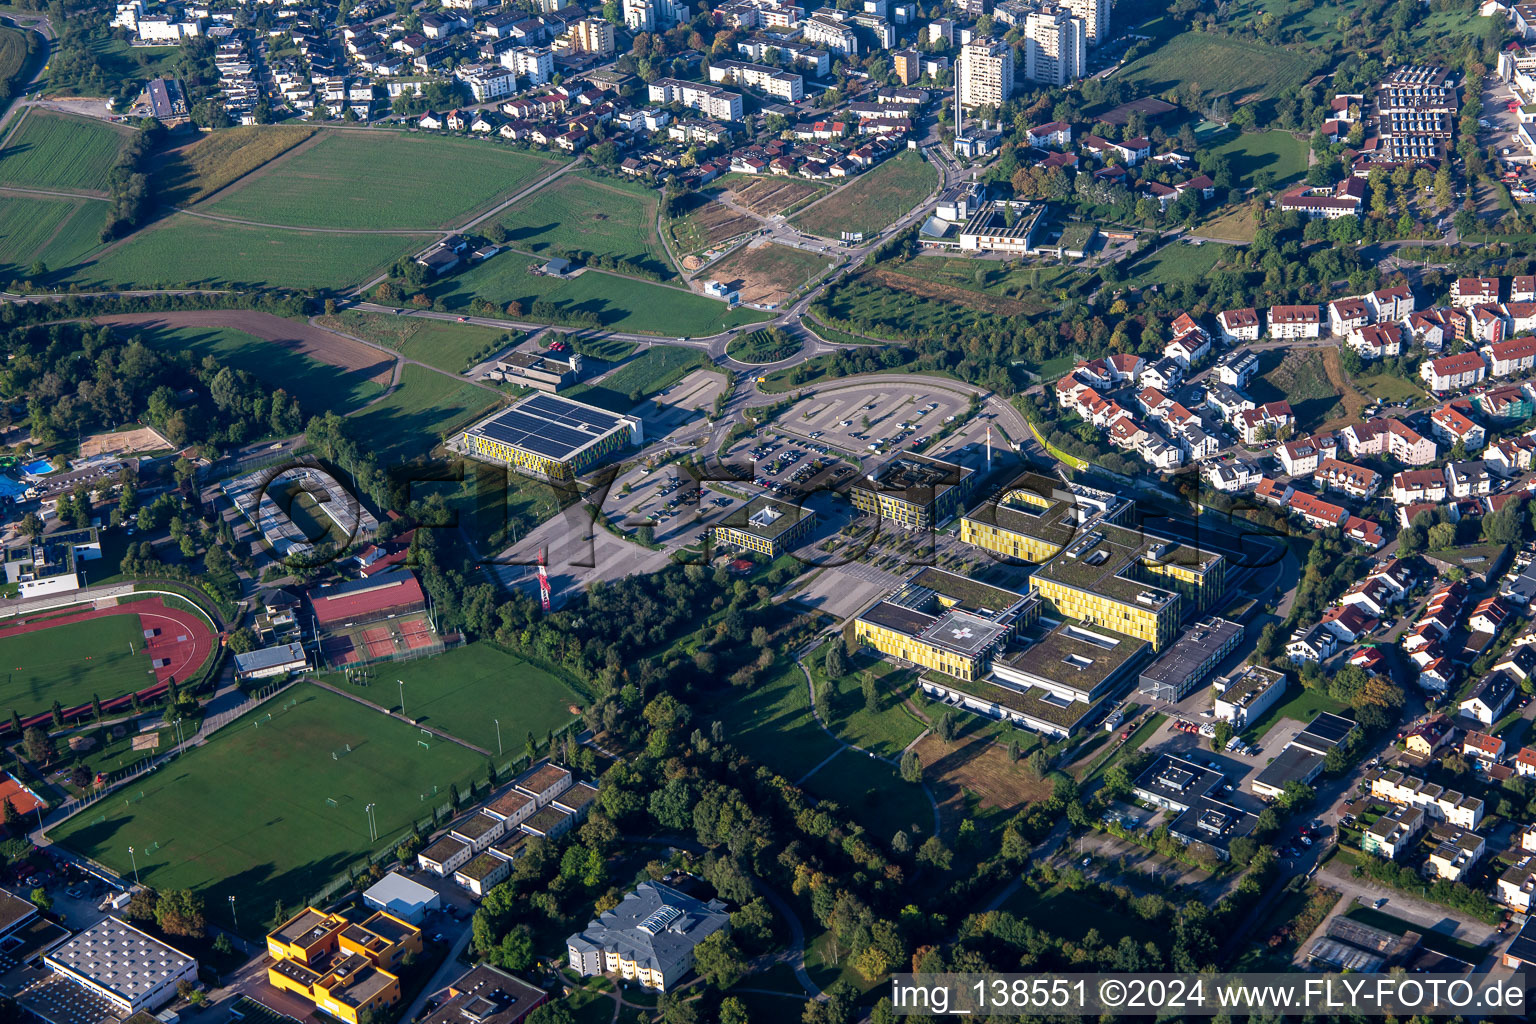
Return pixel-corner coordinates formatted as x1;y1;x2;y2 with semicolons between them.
47;685;485;932
0;614;155;718
326;642;582;756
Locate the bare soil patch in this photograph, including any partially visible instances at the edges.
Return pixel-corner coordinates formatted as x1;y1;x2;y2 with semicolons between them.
727;177;827;217
80;424;173;458
704;242;828;307
913;729;1053;838
871;268;1029;316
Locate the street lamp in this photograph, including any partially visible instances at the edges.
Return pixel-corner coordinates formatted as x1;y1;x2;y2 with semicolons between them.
397;680;406;717
128;846;140;886
365;802;377;843
494;719;502;757
229;895;238;930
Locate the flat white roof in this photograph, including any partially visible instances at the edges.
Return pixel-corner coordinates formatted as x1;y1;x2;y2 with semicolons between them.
44;917;195;1005
363;871;439;909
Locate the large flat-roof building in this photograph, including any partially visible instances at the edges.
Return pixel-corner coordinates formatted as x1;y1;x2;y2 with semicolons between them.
1136;616;1243;701
461;394;643;481
847;453;975;530
43;917;198;1017
1132;753;1222;812
709;496;816;556
1211;665;1288;730
961;474;1226;650
566;881;730;992
421;964;549;1024
853;567;1038;682
266;906;422;1024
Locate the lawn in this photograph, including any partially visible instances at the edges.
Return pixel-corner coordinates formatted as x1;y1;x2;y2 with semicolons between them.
0;196;108;277
810;658;925;758
429;256;767;336
200;130;560;230
801;749;931;842
0;614;154;719
47;685;486;935
0;26;29;97
1001;881;1166;947
320;643;581;756
316;310;515;373
706;659;840;783
1244;685;1347;741
1352;371;1424;405
1121;243;1227;289
125;324;385;417
1199;203;1261;243
154;125;318;206
1250;349;1342;433
496;170;672;276
792;150;939;239
60;214;429;291
886;253;1080;304
0;109;132;193
1117;32;1314;103
1204;129;1310;188
564;346;711;412
345;364;501;462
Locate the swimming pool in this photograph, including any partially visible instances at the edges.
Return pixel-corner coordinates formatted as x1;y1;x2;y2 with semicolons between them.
21;459;51;476
0;477;28;500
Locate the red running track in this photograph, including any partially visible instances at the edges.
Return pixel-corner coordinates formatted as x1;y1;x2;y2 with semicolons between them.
0;598;217;734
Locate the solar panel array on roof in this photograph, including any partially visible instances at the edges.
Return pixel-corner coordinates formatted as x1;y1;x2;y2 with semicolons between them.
472;395;630;461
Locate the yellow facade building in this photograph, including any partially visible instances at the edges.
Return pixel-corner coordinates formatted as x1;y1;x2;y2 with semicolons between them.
709;496;816;556
266;907;422;1024
961;473;1225;651
848;453;975;530
852;567;1038;681
461;394;642;482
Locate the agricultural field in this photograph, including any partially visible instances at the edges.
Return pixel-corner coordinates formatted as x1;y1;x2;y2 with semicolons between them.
199;130;560;229
723;175;829;217
0;614;153;719
1203;128;1310;188
154;125;318;206
1120;242;1228;289
565;345;711;411
124;323;386;416
1117;32;1314;104
0;196;108;277
498;171;673;277
316;310;515;373
801;750;931;843
47;685;486;935
791;150;938;239
59;214;429;291
704;242;830;307
663;192;758;259
0;109;132;193
430;255;767;336
323;643;581;754
345;364;500;462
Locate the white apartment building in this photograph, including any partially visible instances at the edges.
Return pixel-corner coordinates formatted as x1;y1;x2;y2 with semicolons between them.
501;46;554;86
708;59;804;101
1023;7;1085;86
804;12;859;54
1064;0;1109;44
648;78;744;121
959;37;1014;109
456;64;518;102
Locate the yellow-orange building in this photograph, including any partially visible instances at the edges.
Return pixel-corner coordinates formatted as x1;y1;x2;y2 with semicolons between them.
266;906;422;1023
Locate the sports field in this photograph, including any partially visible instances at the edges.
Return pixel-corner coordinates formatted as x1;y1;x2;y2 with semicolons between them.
60;214;429;291
0;109;133;193
47;685;486;933
791;151;938;239
345;365;500;462
0;614;151;718
0;195;109;276
155;125;318;206
1116;33;1314;103
199;130;560;229
314;310;515;374
126;324;386;416
499;171;673;277
430;256;768;336
326;643;580;754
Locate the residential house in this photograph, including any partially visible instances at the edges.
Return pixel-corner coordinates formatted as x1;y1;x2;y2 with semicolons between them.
1463;730;1507;763
1268;305;1322;339
1349;322;1405;360
1217;308;1262;343
1460;670;1518;725
1430;401;1486;451
1329;297;1373;337
1451;276;1501;307
1421;351;1489;392
1315;457;1380;498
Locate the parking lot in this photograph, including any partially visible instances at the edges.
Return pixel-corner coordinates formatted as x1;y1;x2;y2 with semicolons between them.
1484;78;1531;168
761;382;976;461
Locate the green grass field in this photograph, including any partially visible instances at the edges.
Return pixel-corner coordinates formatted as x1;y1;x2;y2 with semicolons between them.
1245;685;1347;740
430;256;767;336
801;750;930;842
154;125;319;206
1117;32;1314;103
346;365;500;461
811;659;925;759
1121;243;1227;289
47;685;486;933
0;109;132;193
199;130;559;230
324;643;580;754
0;195;108;277
564;345;710;412
1204;129;1310;188
316;310;514;373
1001;882;1166;947
127;324;385;417
792;151;938;239
0;614;154;719
499;171;673;277
60;214;428;291
706;660;840;782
